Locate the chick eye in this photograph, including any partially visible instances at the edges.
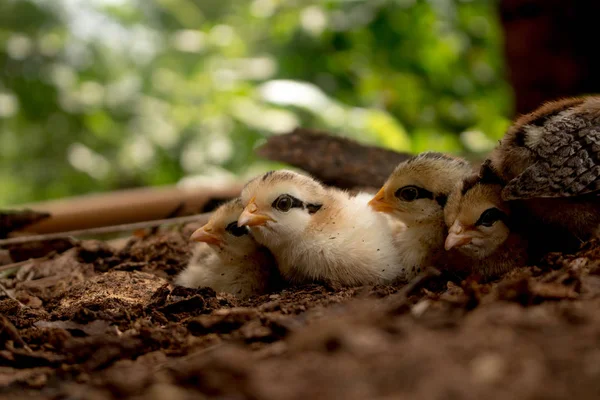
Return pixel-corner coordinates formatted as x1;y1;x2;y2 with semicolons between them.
273;195;294;212
226;221;249;237
395;186;419;202
476;208;505;227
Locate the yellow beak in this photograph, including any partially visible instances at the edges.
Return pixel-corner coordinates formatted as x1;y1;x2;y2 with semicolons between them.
444;222;473;250
238;197;275;227
368;187;395;213
190;224;223;246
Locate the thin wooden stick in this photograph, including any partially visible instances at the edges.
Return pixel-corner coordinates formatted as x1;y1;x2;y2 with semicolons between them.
0;213;212;247
0;255;53;274
15;184;241;234
0;282;26;307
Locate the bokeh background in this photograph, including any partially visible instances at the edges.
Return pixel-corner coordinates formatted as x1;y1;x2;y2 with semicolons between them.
1;0;599;206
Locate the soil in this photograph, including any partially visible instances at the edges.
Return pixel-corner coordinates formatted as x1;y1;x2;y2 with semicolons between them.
2;227;600;399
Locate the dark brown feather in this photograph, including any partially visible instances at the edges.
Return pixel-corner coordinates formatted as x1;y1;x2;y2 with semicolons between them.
502;122;600;200
485;96;600;240
491;96;600;200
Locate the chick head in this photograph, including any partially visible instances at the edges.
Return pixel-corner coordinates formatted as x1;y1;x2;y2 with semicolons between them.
190;198;256;258
238;170;327;246
368;152;472;225
444;163;511;259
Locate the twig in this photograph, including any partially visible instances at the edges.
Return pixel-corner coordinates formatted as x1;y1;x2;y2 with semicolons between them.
0;256;50;274
385;267;441;313
0;282;26;308
150;202;185;235
0;315;30;350
0;213;212;247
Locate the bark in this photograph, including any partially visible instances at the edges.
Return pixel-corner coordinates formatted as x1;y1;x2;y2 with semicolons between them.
500;0;600;115
257;128;412;190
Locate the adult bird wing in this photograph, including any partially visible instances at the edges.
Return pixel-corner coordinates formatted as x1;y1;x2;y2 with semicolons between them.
502;118;600;200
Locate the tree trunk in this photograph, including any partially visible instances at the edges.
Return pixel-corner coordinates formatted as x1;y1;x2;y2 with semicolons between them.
500;0;600;115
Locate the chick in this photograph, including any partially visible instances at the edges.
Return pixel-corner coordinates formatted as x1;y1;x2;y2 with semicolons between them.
237;170;407;286
443;166;529;277
487;96;600;241
175;198;278;298
367;152;474;273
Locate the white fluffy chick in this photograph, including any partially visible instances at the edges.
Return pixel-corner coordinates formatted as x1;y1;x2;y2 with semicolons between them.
368;152;474;276
237;170;407;286
175;198;279;298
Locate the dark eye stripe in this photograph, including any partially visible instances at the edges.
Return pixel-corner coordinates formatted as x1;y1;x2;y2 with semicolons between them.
435;194;447;207
394;186;435;201
271;195;303;210
226;221;249;237
475;208;507;227
416;188;434;199
306;203;322;214
271;195;322;215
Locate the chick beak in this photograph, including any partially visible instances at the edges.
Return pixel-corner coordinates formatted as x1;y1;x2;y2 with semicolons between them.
238;198;274;227
368;187;395;213
445;222;473;251
190;225;223;246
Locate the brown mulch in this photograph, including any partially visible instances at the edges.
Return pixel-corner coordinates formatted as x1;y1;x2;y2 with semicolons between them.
1;230;600;399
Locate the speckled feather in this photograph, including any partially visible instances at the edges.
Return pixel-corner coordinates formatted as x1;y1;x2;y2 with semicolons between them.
494;97;600;200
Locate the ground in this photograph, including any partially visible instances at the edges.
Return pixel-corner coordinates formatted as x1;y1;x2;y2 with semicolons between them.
2;227;600;400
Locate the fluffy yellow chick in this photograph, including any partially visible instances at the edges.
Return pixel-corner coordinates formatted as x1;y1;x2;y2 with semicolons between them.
175;198;279;298
237;170;408;286
368;152;474;274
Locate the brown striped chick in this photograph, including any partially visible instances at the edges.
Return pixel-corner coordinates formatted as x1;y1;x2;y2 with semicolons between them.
487;96;600;242
368;152;474;276
237;170;407;286
175;198;279;298
444;166;529;277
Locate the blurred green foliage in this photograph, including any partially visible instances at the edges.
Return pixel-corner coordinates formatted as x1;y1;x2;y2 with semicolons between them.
0;0;513;206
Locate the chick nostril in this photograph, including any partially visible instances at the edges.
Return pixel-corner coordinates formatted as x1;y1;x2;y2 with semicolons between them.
450;223;464;235
248;203;258;213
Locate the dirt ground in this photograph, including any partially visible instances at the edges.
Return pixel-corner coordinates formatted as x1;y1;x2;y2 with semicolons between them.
2;226;600;399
